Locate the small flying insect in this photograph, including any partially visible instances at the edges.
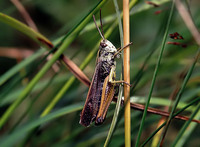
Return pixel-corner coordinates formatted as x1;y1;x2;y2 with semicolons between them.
80;12;132;127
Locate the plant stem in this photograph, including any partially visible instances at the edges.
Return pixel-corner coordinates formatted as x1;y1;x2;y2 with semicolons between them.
123;0;131;146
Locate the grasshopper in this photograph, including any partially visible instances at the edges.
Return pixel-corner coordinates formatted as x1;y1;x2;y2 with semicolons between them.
80;13;132;127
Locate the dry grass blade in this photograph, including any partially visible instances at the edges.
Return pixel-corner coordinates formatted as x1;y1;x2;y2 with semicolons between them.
175;0;200;46
60;55;90;86
0;47;33;59
130;101;200;124
112;97;200;123
37;38;91;82
11;0;38;32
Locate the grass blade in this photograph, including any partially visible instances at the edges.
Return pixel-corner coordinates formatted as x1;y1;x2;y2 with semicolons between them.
135;1;175;146
175;107;200;146
171;103;200;146
0;103;83;147
158;48;200;146
0;48;45;86
141;96;200;146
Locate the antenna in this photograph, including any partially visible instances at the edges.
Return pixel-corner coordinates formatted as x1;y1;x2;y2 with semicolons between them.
113;42;133;57
93;15;105;40
99;9;105;38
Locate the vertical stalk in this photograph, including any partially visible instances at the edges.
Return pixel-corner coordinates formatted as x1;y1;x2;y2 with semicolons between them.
123;0;131;146
135;1;175;146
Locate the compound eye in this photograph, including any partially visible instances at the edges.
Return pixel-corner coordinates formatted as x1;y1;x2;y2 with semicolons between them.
100;42;107;48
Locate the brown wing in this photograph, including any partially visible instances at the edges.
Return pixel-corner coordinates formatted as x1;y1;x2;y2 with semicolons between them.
79;62;104;127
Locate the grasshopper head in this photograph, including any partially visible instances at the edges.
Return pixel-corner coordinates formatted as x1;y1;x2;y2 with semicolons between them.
100;39;117;53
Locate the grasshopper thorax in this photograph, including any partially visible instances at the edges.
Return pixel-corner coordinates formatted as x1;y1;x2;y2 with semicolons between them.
99;39;117;53
99;39;117;68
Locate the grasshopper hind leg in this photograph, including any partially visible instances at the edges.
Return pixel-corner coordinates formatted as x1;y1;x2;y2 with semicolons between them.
95;116;105;125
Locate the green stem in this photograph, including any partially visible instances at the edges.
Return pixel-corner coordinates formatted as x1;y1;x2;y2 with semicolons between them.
135;1;175;146
103;0;138;146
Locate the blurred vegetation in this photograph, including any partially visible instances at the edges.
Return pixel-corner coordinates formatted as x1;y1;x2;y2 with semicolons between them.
0;0;200;146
